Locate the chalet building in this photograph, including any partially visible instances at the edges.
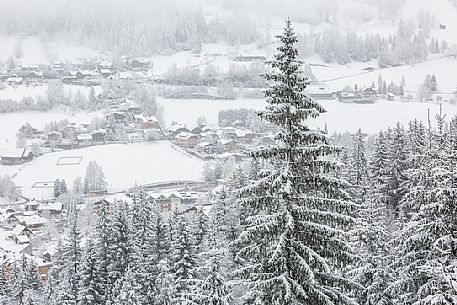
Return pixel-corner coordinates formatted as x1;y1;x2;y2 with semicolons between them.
236;130;258;144
218;139;239;152
97;61;116;72
0;148;33;165
63;125;77;138
24;71;44;83
169;124;190;136
10;224;33;244
151;193;182;212
5;77;23;86
18;215;47;230
77;134;93;146
217;152;245;163
191;126;203;134
357;86;377;97
126;58;151;71
37;262;52;282
75;70;98;80
125;102;142;115
337;91;356;103
21;64;40;72
233;55;267;62
37;202;63;216
105;112;127;123
47;131;62;144
201;132;219;144
305;84;335;100
91;130;107;144
175;132;200;148
133;114;161;129
196;142;217;155
100;69;112;78
24;200;39;212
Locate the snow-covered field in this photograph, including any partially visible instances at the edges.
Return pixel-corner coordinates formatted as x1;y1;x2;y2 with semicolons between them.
157;97;267;128
0;35;102;64
313;57;457;93
158;96;457;134
0;84;102;101
313;99;457;134
0;110;103;149
11;141;204;199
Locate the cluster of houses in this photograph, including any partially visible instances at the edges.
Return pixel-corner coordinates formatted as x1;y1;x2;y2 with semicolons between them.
0;200;63;246
169;123;276;159
38;100;162;151
0;57;152;88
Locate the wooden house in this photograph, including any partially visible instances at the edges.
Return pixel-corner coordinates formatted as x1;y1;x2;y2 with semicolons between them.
0;148;33;165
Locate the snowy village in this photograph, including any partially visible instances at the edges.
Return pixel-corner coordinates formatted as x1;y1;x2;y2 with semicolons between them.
1;0;457;304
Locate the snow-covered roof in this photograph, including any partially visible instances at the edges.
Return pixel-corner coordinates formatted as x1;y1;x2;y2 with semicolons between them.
176;132;199;140
11;224;28;237
6;77;23;83
25;200;39;207
38;202;63;212
15;235;30;244
17;215;47;227
219;139;236;145
169;124;186;132
0;148;28;158
77;134;93;141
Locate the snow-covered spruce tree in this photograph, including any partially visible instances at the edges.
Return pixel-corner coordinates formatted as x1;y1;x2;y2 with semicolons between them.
10;255;32;305
152;204;170;262
93;201;112;305
57;199;82;305
77;237;100;305
107;201;132;302
348;129;369;203
129;189;157;303
234;20;357;305
169;215;197;304
111;269;142;305
0;263;9;305
405;119;427;170
349;186;394;305
153;259;176;305
385;123;407;215
390;113;457;304
196;208;232;305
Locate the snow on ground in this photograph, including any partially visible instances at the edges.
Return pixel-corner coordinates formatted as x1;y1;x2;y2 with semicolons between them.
0;84;102;101
311;99;457;134
313;57;457;93
158;95;457;134
47;40;102;63
157;97;267;128
0;110;103;149
12;141;204;199
0;35;17;62
20;36;48;64
0;35;103;64
401;0;457;44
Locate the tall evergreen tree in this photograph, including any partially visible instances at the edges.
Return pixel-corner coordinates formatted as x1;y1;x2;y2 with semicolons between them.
234;20;357;305
77;237;100;305
169;216;197;304
93;201;112;305
58;200;82;305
